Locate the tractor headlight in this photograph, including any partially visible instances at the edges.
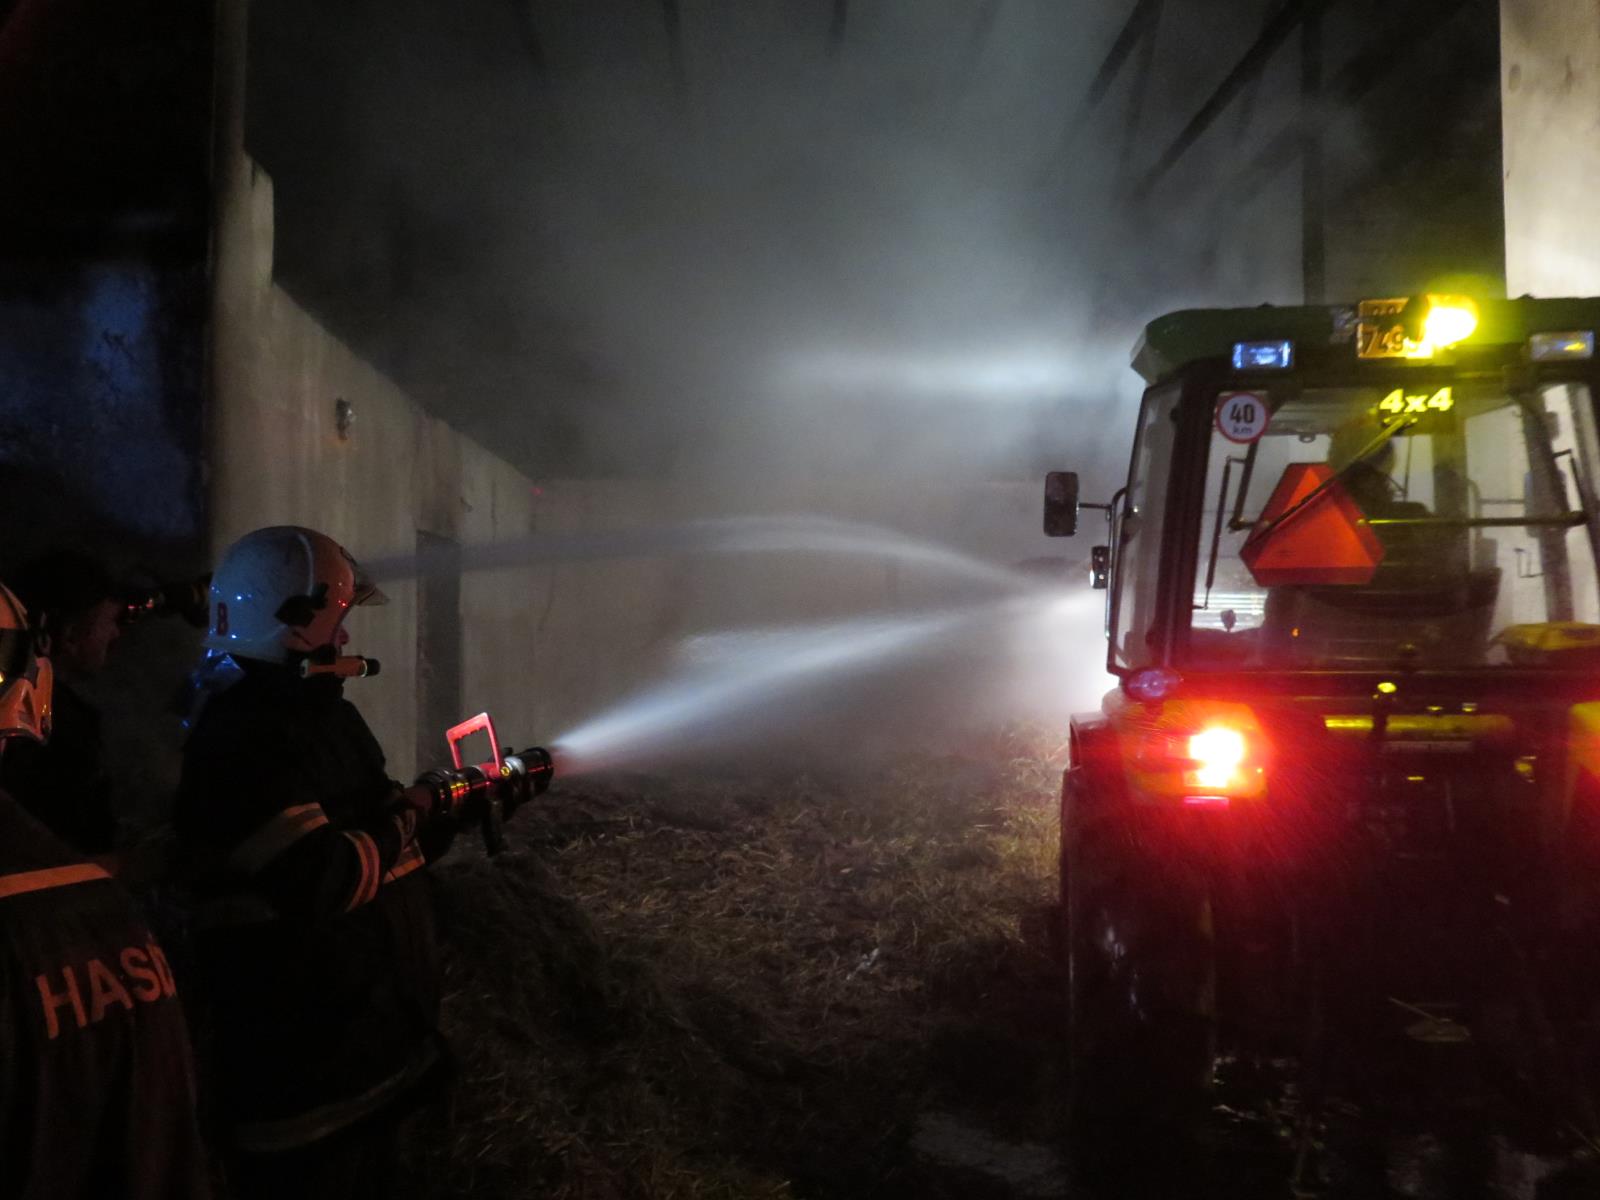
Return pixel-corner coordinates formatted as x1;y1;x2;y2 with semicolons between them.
1403;295;1479;359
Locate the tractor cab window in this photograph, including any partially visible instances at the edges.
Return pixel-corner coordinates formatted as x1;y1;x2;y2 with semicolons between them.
1112;382;1181;669
1188;380;1600;669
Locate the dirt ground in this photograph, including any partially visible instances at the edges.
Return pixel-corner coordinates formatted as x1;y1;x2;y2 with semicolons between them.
410;729;1600;1200
414;727;1076;1199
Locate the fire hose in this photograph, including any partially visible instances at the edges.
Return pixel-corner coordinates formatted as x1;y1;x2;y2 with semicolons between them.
412;712;555;854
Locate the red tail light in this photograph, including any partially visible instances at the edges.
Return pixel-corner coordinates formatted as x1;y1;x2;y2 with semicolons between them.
1122;700;1268;806
1186;726;1250;791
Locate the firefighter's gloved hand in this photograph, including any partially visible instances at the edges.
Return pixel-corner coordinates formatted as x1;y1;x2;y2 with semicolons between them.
398;782;441;820
411;769;476;823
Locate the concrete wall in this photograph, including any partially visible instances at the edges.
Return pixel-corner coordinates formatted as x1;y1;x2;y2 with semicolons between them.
208;165;1061;767
210;1;1082;779
210;0;544;776
1502;1;1600;295
207;139;1063;769
209;140;545;773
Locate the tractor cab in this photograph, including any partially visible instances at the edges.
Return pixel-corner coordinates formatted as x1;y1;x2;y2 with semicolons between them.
1050;295;1600;684
1045;296;1600;1172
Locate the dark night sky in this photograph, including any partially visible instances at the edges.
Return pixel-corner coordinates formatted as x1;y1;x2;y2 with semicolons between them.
244;0;1503;489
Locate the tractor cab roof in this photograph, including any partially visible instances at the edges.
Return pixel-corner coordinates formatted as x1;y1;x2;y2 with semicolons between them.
1131;296;1600;384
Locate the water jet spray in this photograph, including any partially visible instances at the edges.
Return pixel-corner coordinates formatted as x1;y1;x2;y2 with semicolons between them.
549;585;1112;775
364;514;1027;591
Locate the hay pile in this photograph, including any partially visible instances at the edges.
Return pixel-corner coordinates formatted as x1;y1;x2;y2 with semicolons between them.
420;727;1067;1198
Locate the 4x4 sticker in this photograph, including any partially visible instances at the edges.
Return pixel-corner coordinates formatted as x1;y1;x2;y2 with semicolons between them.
1216;391;1269;444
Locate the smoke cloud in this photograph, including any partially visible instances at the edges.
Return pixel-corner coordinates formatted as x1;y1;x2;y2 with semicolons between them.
242;0;1503;754
248;0;1160;496
250;0;1501;497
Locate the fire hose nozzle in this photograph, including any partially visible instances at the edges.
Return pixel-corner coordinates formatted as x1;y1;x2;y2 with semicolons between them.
505;746;555;797
420;713;558;854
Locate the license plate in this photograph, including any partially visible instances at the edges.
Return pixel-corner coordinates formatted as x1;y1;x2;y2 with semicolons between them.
1357;297;1409;359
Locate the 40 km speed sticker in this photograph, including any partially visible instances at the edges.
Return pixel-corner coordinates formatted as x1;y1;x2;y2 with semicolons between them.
1215;391;1270;444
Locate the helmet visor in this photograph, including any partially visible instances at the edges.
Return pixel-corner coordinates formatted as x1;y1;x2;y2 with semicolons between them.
348;556;387;607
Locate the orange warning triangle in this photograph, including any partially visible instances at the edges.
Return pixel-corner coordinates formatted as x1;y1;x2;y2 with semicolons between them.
1241;462;1385;586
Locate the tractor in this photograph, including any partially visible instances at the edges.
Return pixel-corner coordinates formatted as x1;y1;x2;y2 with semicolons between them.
1045;295;1600;1173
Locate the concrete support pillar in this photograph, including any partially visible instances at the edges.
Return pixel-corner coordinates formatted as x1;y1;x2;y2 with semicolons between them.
1501;2;1600;296
207;0;279;559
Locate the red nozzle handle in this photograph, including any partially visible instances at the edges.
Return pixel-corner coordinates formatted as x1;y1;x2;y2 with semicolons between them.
446;712;503;773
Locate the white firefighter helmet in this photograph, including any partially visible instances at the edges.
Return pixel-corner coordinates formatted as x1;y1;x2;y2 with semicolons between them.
204;526;386;663
0;582;52;743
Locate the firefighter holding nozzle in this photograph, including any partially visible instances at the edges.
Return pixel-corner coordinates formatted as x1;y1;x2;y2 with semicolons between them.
176;526;465;1198
0;579;211;1199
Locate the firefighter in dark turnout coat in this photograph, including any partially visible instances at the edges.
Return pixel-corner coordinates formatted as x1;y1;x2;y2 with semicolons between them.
0;551;122;857
0;580;211;1199
176;526;455;1198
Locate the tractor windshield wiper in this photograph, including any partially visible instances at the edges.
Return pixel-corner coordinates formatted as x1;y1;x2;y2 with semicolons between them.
1202;453;1248;608
1242;414;1416;549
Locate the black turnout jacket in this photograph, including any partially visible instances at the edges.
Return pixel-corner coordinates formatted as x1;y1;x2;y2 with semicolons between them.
176;660;453;1154
0;789;210;1199
1;680;117;855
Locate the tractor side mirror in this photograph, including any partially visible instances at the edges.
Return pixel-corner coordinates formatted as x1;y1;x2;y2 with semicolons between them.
1089;545;1110;590
1043;471;1080;537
